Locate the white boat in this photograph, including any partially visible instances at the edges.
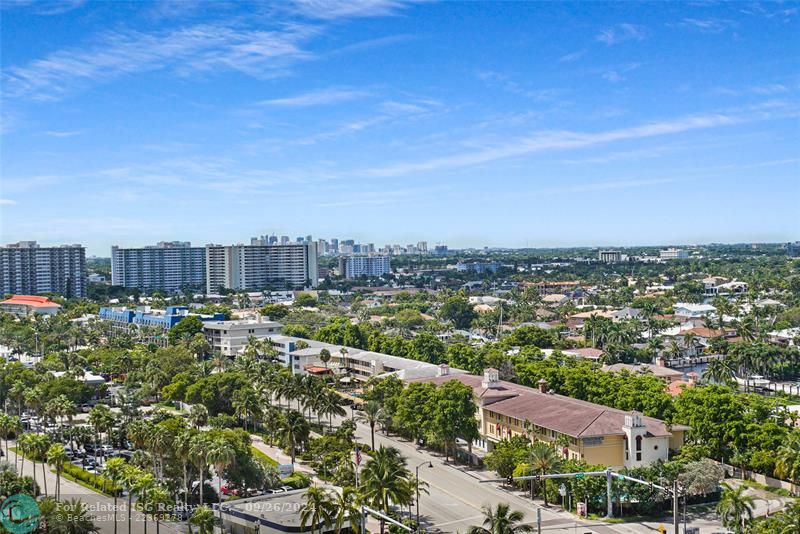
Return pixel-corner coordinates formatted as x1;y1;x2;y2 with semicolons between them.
735;375;770;389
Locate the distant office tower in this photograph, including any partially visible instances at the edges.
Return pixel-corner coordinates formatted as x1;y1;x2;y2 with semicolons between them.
111;241;206;293
205;243;318;293
417;241;428;253
786;241;800;257
434;244;448;255
268;235;278;245
660;248;689;260
339;255;391;279
280;236;290;245
598;250;622;263
0;241;86;298
329;239;339;253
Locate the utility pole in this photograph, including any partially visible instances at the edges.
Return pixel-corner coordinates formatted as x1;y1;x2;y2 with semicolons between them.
606;469;614;518
673;480;679;534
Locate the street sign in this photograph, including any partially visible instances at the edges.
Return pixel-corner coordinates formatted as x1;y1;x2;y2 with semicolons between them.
617;474;625;481
558;484;567;497
575;473;584;479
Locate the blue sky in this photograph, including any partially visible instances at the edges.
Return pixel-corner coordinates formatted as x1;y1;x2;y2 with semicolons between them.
1;0;798;255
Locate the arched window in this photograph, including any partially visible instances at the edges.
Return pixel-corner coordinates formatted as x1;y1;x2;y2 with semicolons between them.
635;435;643;461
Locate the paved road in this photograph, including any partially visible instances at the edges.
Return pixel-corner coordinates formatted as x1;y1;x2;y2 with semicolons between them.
333;414;732;534
8;442;184;534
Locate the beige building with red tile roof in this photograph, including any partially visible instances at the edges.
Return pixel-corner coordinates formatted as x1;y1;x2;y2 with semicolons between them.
414;368;687;469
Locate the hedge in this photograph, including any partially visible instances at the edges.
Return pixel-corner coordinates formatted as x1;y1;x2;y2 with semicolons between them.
60;462;121;496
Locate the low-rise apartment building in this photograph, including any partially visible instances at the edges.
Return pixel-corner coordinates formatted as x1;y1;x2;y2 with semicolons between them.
202;318;283;356
660;248;689;260
415;368;687;469
98;305;226;345
264;335;465;381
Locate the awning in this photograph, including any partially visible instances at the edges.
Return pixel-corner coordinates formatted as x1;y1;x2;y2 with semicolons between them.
304;365;332;374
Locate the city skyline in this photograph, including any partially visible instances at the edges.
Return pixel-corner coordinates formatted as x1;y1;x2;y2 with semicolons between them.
2;1;799;253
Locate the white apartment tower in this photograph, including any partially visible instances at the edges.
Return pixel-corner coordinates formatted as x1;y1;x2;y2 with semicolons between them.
205;243;318;293
0;241;87;298
339;255;391;279
111;241;206;293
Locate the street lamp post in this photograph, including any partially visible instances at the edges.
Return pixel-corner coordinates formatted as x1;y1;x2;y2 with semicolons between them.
415;461;433;533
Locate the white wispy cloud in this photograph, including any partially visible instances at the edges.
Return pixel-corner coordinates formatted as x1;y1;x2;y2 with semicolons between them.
2;23;317;101
288;0;409;20
43;129;83;137
0;199;17;205
596;23;647;45
601;62;641;83
536;178;679;196
361;111;749;177
477;70;563;101
2;0;86;15
259;87;369;107
558;49;586;62
713;83;792;97
677;17;738;33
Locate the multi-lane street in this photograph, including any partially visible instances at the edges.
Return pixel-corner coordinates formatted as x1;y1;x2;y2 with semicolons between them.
339;414;734;534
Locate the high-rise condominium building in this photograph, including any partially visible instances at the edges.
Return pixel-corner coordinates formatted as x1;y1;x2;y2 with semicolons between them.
339;255;391;279
205;243;318;293
0;241;86;298
111;241;206;293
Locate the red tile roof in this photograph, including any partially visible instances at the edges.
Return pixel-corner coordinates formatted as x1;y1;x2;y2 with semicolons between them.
0;295;61;308
414;373;683;439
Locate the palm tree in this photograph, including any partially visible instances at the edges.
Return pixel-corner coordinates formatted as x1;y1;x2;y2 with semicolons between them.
775;433;800;484
357;401;382;450
319;348;332;370
332;486;362;534
232;387;261;432
717;483;755;534
300;485;336;534
703;357;734;384
320;389;347;431
359;446;413;534
133;473;156;534
41;498;100;534
190;433;213;505
207;437;236;522
528;442;561;506
104;457;127;534
46;443;68;500
174;429;196;508
189;404;209;430
142;486;172;534
189;506;215;534
773;501;800;534
280;410;310;464
646;337;663;363
120;464;143;534
467;503;534;534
